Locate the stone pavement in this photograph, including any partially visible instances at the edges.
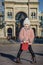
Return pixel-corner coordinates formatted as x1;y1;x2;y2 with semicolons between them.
0;43;43;65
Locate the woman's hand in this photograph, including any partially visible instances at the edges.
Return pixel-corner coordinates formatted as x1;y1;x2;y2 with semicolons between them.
23;40;26;43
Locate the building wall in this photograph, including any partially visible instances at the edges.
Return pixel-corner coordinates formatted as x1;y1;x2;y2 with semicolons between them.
4;0;41;38
29;2;40;37
0;0;4;38
14;4;28;16
0;28;4;38
39;12;43;37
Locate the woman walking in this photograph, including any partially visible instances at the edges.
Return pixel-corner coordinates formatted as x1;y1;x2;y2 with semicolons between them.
16;18;36;63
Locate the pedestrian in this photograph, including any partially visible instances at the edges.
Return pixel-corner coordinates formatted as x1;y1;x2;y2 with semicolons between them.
16;18;36;63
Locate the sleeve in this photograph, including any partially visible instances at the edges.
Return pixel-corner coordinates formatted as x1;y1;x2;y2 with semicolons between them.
29;29;35;43
19;28;24;42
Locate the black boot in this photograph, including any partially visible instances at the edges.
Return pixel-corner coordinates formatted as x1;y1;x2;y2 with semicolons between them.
32;56;36;63
16;58;21;63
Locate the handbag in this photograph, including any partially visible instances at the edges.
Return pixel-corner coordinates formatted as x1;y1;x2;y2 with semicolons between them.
21;42;29;51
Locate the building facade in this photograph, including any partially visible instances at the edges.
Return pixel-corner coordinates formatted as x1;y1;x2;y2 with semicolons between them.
0;0;5;38
39;12;43;37
0;0;43;38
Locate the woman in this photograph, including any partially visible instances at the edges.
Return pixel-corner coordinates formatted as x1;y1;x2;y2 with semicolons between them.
16;18;36;63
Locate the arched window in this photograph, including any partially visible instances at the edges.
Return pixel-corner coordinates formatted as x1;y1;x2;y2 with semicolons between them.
15;12;27;27
15;12;27;39
7;28;12;36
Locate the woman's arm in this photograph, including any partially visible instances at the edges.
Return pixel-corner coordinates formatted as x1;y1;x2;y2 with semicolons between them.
29;29;35;44
19;28;24;42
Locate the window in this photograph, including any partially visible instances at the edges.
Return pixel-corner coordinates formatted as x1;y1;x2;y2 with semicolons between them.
41;16;43;20
7;8;13;19
30;8;37;19
7;12;13;19
31;12;36;19
2;2;4;6
31;12;33;19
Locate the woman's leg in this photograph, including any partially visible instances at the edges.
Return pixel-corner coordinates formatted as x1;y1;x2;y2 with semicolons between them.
28;45;36;63
16;44;23;63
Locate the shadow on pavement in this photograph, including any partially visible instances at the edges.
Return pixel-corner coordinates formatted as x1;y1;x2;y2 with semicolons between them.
0;53;32;63
35;53;43;56
27;52;43;56
0;53;16;62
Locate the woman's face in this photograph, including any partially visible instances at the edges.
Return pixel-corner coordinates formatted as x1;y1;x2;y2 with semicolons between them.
24;24;30;29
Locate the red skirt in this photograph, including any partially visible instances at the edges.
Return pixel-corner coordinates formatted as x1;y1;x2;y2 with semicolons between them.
21;42;29;51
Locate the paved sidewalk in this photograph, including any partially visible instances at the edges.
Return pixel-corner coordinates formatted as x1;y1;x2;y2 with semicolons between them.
0;43;43;65
0;38;19;44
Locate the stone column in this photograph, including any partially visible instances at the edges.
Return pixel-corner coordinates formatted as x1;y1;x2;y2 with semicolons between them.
28;0;29;18
13;5;16;38
4;24;7;38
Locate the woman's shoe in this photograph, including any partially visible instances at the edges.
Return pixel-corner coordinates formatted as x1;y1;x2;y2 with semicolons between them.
32;56;36;63
16;58;21;63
